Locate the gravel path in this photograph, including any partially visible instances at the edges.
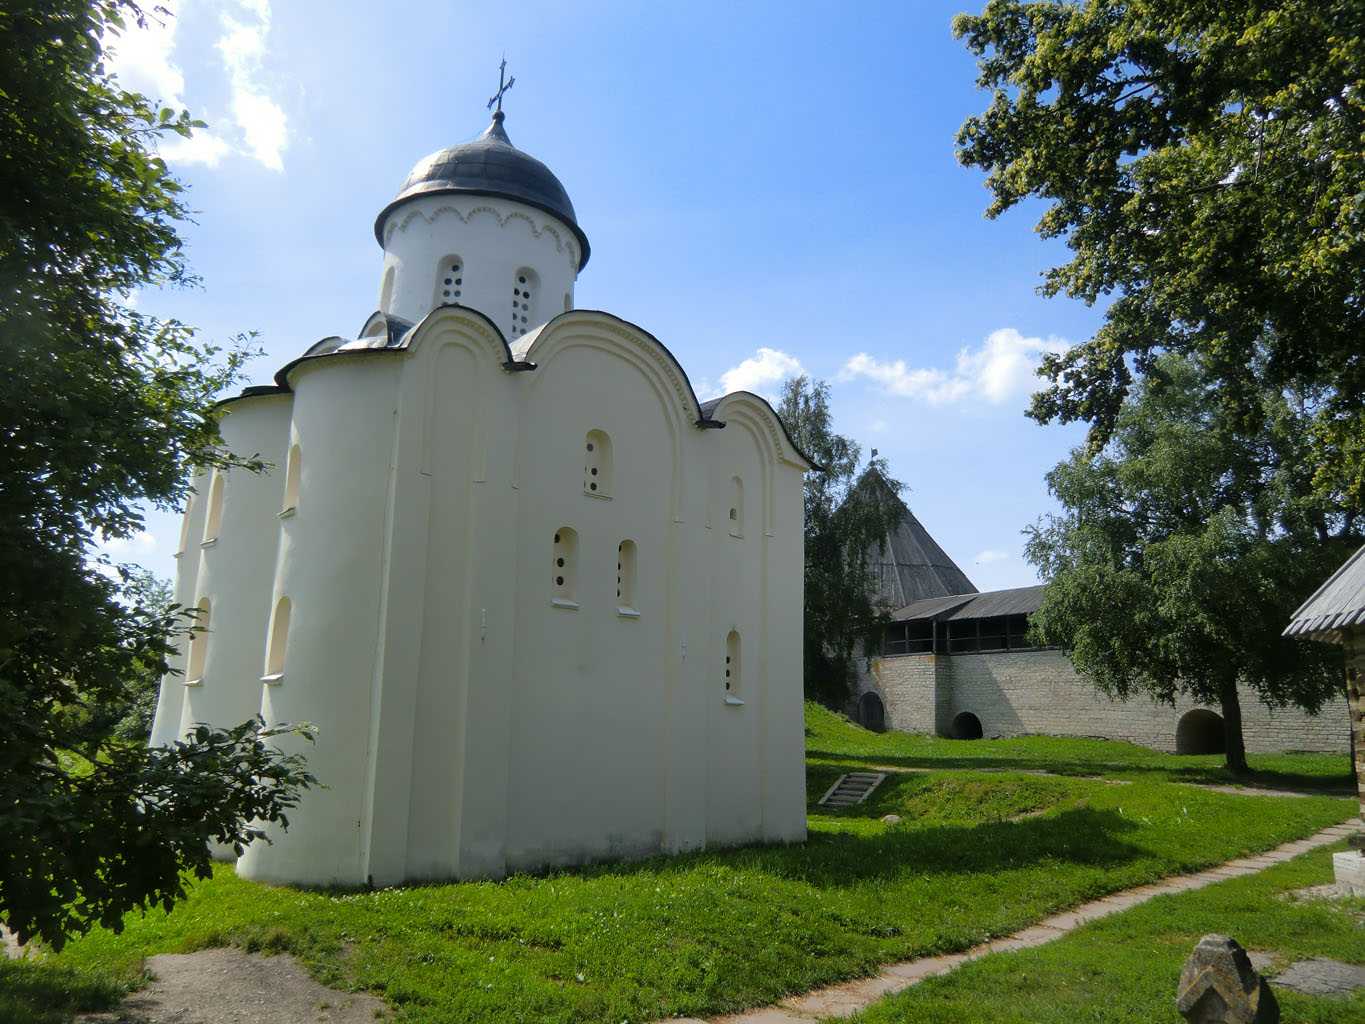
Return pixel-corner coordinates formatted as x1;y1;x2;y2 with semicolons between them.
75;947;386;1024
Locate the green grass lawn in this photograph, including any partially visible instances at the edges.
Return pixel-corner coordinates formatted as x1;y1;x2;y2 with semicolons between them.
805;701;1355;791
850;843;1365;1024
5;705;1355;1024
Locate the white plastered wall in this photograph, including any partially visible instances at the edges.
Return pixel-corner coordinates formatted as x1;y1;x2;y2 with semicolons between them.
167;397;291;742
149;468;209;748
378;194;579;337
197;309;807;887
237;356;402;885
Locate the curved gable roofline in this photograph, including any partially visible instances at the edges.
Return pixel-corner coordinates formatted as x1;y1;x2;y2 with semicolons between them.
521;308;707;424
214;383;291;410
271;305;513;389
522;310;817;470
703;390;819;471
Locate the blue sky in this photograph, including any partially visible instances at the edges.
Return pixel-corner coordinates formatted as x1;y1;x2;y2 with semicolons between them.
102;0;1099;592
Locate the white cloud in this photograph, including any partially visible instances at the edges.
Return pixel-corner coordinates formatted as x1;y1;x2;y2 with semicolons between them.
704;347;805;401
973;548;1011;565
838;328;1069;407
104;3;187;108
95;530;159;556
102;1;287;171
217;3;289;171
160;129;234;167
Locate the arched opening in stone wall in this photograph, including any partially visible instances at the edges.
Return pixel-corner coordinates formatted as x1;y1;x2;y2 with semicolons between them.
951;711;983;740
1176;709;1226;755
859;692;886;733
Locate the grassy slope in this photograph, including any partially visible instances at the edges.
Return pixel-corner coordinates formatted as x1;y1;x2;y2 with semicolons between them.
852;843;1365;1024
804;701;1354;790
6;705;1355;1024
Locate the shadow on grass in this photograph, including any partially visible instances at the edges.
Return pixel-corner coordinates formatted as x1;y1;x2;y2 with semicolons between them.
808;747;1355;795
566;805;1147;891
0;958;126;1024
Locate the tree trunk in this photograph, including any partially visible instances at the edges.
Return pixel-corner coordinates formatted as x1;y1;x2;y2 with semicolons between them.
1219;679;1249;775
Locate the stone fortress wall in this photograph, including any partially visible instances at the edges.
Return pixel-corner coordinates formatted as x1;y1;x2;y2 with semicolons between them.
854;648;1349;754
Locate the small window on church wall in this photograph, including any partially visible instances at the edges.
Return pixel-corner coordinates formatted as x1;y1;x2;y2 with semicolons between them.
617;540;638;611
563;292;572;312
202;470;225;543
379;265;395;313
264;596;291;679
584;430;613;497
552;527;578;604
282;444;301;513
435;256;463;306
725;630;741;696
510;267;539;337
186;598;211;683
728;476;744;538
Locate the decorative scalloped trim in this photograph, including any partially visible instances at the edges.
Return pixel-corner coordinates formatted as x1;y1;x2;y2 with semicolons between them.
384;199;580;271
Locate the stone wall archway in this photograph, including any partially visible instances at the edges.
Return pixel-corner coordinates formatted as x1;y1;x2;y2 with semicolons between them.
1176;709;1226;755
859;692;886;733
951;711;983;740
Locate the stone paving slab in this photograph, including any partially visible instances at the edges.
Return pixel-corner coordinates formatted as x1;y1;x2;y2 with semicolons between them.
661;818;1362;1024
1276;957;1365;997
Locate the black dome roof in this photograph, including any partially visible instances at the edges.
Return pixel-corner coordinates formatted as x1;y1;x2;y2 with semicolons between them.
374;112;589;269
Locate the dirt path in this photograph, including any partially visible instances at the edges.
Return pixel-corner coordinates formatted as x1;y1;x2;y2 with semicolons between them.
75;947;386;1024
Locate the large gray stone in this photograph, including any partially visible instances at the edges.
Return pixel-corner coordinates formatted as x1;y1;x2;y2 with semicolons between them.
1275;958;1365;997
1176;934;1279;1024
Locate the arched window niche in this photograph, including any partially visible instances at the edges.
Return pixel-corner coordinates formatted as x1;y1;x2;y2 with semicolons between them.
724;630;743;704
728;476;744;538
202;471;225;545
584;430;613;498
185;597;211;685
379;264;396;313
262;596;291;683
281;443;301;515
434;255;463;307
617;540;639;617
552;527;578;608
511;267;539;337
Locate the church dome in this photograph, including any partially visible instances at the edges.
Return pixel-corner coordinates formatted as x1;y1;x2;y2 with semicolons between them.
373;111;589;269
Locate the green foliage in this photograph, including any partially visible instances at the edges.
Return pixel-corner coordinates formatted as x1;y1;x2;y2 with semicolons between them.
954;0;1365;508
0;1;313;951
1023;354;1355;772
853;845;1365;1024
779;377;905;704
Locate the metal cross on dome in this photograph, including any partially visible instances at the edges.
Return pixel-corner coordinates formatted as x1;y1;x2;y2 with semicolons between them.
487;57;515;113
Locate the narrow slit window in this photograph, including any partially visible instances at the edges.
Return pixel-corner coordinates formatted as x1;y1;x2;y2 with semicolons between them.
282;443;301;512
435;255;463;307
728;475;744;537
202;470;225;543
186;597;211;683
511;267;539;337
552;527;578;604
617;540;638;612
583;430;613;497
264;596;291;679
724;630;741;696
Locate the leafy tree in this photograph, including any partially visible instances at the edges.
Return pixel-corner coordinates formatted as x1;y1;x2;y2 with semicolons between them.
1025;354;1355;772
778;378;905;705
1;1;315;949
955;0;1365;509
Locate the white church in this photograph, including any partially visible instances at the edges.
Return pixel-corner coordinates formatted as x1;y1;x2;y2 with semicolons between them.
149;99;813;887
